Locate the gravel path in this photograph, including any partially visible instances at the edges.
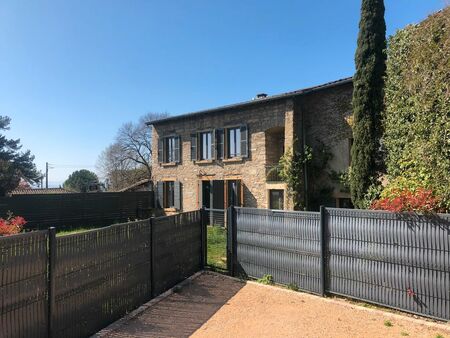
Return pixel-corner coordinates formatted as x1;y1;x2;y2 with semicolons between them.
100;272;450;338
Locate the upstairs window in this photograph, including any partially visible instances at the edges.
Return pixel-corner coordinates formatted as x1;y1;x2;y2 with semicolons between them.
190;125;248;161
200;131;213;160
227;127;241;158
158;136;181;163
226;125;248;158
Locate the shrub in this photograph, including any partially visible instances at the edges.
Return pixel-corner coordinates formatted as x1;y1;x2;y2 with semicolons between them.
0;214;27;236
371;187;442;213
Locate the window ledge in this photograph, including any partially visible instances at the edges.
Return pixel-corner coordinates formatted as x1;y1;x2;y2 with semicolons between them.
163;208;177;212
195;159;214;165
161;162;178;167
222;157;243;163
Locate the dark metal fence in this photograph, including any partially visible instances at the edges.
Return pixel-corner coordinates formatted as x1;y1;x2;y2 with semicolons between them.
0;191;154;230
152;211;203;295
229;206;450;320
0;211;204;338
0;231;49;338
204;208;225;227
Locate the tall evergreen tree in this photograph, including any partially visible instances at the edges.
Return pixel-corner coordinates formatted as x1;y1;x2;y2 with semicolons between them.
0;116;41;195
350;0;386;208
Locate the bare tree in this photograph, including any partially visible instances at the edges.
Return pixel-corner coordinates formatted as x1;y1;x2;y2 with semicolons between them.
97;112;168;190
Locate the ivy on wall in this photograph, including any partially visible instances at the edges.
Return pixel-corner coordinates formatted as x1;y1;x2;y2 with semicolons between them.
382;7;450;211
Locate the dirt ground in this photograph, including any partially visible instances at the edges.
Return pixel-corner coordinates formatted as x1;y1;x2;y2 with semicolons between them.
100;272;450;338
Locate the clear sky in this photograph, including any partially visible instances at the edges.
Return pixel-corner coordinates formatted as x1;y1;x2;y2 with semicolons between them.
0;1;446;187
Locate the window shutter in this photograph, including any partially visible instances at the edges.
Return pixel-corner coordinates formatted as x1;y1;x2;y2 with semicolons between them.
174;136;181;163
211;130;216;160
158;138;164;163
197;180;203;208
156;181;164;208
216;129;224;159
174;181;182;210
190;134;197;161
240;125;248;158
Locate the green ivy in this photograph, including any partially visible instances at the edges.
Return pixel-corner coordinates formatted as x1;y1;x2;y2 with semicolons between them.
278;144;312;210
383;7;450;211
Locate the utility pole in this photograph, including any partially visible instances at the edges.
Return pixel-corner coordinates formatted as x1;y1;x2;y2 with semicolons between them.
46;162;49;189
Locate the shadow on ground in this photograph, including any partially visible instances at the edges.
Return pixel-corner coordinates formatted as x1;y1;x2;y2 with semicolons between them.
105;272;244;338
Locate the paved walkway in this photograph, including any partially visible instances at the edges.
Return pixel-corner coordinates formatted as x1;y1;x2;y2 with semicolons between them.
97;272;450;338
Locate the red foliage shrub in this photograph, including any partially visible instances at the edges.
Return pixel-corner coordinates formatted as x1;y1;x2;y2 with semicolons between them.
371;188;442;213
0;215;27;236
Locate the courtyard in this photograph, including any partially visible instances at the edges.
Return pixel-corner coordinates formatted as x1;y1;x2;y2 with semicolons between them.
95;272;449;338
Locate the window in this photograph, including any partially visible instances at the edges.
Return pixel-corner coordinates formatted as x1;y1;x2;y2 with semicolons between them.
337;198;353;209
158;136;180;163
190;125;248;162
156;181;182;210
227;127;241;158
200;131;213;160
269;189;284;210
164;181;175;208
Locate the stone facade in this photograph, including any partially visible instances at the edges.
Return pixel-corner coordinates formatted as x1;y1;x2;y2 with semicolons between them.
150;78;353;213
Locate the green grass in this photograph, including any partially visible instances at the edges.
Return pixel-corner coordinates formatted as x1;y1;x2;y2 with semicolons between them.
207;226;227;270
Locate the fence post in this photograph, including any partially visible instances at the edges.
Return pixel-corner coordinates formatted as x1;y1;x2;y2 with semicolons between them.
319;205;327;297
200;207;207;269
149;218;155;298
48;227;56;338
226;206;237;277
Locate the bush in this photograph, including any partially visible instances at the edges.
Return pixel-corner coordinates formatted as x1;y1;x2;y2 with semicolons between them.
0;214;26;236
371;179;444;213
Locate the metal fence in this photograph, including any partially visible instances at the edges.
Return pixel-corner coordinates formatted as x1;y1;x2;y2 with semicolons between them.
228;206;450;320
204;208;226;227
0;211;204;338
0;191;154;230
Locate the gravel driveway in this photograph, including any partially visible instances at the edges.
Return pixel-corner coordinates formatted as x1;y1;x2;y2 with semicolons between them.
97;272;450;338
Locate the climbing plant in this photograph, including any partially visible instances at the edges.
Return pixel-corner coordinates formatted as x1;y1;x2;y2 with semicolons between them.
381;7;450;212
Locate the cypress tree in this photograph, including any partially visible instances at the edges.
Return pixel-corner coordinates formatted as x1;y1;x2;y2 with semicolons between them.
350;0;386;208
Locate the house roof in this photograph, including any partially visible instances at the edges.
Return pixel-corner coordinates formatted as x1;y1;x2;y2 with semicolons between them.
116;179;152;192
9;188;74;195
147;77;353;126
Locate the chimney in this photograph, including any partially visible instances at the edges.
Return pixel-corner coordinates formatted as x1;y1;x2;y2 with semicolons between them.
254;93;268;100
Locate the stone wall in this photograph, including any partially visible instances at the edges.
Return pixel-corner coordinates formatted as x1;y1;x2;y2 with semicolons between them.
151;81;353;213
151;99;293;212
299;82;354;207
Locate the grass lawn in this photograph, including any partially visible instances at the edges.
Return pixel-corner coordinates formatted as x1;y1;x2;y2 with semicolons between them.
56;227;98;236
207;226;227;270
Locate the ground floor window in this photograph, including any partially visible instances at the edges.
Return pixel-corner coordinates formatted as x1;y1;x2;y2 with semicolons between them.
269;189;284;210
337;198;353;209
164;181;175;208
156;181;181;210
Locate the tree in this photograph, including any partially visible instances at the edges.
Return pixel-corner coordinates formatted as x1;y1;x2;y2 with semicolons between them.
350;0;386;208
63;169;99;192
97;112;168;190
0;116;41;195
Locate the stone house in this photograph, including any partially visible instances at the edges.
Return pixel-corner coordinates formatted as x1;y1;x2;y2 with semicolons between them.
148;77;353;214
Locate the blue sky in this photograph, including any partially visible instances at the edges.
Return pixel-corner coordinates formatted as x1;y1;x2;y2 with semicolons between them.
0;1;446;186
